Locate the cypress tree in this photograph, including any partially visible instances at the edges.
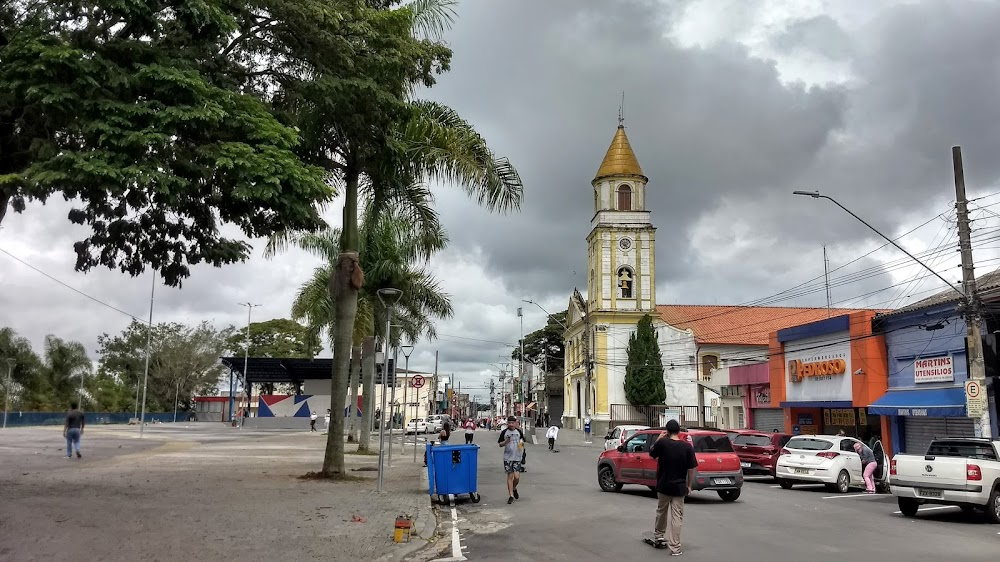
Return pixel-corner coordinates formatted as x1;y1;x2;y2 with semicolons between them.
624;314;667;406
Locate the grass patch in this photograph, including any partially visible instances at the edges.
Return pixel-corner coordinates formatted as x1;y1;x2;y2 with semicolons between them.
298;471;369;482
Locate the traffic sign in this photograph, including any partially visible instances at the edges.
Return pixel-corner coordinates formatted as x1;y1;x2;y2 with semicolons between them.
966;380;986;417
966;380;981;399
410;375;425;388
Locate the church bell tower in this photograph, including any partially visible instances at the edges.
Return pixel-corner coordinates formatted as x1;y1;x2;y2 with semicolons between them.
586;121;656;313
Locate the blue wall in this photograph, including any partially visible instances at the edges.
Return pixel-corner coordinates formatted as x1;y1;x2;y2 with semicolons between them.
882;305;970;391
1;412;182;427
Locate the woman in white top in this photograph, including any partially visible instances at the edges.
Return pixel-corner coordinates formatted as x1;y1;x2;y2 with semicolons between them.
464;418;476;444
546;425;559;451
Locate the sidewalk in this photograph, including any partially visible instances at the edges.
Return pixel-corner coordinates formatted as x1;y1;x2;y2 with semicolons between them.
0;426;437;562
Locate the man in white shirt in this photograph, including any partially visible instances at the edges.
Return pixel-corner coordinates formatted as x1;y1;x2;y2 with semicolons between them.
464;418;476;444
546;424;559;451
309;411;318;432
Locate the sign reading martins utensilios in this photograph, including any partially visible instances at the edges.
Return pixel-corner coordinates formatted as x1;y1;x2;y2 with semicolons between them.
913;356;954;383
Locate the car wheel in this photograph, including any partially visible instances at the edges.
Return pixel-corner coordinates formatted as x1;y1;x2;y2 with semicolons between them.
836;470;850;494
718;489;741;502
778;479;793;490
988;486;1000;524
598;465;623;493
898;497;919;517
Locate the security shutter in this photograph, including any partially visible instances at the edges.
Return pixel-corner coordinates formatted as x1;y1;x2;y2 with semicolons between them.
903;417;977;455
752;409;784;433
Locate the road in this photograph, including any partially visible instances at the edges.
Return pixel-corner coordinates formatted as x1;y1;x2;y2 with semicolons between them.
423;429;999;562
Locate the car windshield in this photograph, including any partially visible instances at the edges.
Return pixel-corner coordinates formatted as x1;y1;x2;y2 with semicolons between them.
786;438;833;451
692;434;734;453
733;434;771;447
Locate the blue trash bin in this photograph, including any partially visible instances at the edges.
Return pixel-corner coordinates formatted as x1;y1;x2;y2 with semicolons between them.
426;443;480;504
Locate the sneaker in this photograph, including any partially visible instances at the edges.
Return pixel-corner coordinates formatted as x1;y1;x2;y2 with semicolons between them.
507;496;514;504
670;551;683;556
76;451;81;458
513;489;519;500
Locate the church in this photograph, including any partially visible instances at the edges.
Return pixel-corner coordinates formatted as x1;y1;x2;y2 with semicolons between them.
561;121;865;436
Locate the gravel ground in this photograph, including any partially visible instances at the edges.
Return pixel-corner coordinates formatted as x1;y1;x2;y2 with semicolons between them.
0;425;436;562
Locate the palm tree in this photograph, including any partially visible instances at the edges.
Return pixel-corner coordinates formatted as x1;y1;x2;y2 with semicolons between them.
40;335;91;409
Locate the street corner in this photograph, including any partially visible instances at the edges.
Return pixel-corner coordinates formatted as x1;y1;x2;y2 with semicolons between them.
378;499;443;562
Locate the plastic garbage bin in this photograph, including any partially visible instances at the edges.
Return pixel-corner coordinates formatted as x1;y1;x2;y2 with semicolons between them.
426;443;480;504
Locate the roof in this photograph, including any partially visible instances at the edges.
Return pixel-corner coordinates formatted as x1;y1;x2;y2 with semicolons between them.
594;125;646;182
219;356;429;384
655;305;889;346
877;268;1000;318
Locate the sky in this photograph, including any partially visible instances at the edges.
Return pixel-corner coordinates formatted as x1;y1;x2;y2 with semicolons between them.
6;0;1000;403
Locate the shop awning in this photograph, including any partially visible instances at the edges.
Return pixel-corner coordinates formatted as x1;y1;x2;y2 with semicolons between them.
867;387;967;417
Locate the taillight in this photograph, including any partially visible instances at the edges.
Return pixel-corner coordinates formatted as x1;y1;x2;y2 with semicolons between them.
764;446;777;456
890;459;897;476
967;464;982;481
816;451;840;459
780;448;790;456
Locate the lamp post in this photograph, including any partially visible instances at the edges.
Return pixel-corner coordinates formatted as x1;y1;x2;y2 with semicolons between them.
517;307;526;432
387;340;400;468
139;272;156;438
3;358;14;429
376;287;402;493
399;345;417;461
237;303;262;428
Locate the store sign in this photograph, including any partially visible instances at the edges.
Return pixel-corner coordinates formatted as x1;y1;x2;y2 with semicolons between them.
784;335;853;403
824;408;856;426
913;356;954;383
750;385;771;408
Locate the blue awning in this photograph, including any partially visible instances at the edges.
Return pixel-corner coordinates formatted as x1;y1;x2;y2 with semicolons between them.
867;387;967;417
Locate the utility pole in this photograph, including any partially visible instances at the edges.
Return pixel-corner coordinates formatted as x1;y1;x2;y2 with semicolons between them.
953;146;994;438
490;378;496;423
823;245;832;317
432;350;439;415
583;299;593;442
518;307;526;432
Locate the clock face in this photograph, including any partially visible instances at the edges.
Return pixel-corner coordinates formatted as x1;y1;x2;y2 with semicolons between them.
618;237;633;251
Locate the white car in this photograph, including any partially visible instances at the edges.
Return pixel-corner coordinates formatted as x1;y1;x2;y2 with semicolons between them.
405;418;429;435
603;424;650;452
775;435;889;494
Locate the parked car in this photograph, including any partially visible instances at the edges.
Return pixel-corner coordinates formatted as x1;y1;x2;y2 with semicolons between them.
425;414;450;433
733;431;792;476
603;425;650;452
405;418;429;435
775;435;889;493
890;437;1000;523
596;427;744;501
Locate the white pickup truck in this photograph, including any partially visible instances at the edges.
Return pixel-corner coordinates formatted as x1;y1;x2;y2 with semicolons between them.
890;437;1000;523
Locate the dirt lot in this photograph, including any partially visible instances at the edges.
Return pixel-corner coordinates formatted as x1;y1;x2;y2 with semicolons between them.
0;424;434;562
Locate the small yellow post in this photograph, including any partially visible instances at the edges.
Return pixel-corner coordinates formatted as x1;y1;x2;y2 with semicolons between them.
394;515;413;543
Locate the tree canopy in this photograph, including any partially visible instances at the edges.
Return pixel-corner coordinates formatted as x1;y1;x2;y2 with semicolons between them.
511;310;567;374
624;314;666;407
226;318;322;358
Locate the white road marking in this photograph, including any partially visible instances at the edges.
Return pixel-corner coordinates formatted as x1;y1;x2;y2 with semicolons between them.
429;506;467;562
822;493;878;499
892;505;957;514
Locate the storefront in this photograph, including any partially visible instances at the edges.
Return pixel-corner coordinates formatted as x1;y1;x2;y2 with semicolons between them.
729;362;782;431
869;300;991;455
768;312;891;451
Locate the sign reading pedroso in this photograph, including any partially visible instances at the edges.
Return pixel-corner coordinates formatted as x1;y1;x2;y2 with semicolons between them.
788;358;847;382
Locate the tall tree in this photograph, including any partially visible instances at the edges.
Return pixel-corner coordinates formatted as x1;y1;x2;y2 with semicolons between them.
511;310;567;374
0;0;333;286
624;314;666;407
0;327;44;409
39;336;92;410
226;318;322;359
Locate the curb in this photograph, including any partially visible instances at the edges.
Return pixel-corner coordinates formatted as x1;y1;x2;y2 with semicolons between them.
375;466;440;562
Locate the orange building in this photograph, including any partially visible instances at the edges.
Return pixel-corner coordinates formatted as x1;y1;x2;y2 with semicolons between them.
768;311;892;453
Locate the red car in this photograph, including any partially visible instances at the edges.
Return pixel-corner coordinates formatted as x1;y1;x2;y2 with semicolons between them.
732;431;792;476
596;428;743;501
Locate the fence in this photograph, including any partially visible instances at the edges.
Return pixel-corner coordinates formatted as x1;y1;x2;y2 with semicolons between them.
0;411;183;427
609;404;703;428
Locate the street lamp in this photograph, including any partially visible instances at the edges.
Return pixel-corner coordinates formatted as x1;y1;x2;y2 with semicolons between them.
792;191;963;296
139;272;156;438
399;344;418;462
3;358;14;429
523;299;569;330
387;325;403;468
376;287;402;493
237;303;262;428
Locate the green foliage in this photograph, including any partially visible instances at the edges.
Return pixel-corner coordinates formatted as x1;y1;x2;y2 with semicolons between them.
226;318;322;358
0;329;91;410
511;310;567;374
0;0;333;286
624;314;666;407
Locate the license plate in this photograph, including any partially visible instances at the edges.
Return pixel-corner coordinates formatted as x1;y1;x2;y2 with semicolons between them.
917;488;943;498
794;468;810;475
740;462;751;468
713;478;732;485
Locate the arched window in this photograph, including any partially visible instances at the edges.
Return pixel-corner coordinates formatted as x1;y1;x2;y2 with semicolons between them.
617;184;632;211
617;266;634;299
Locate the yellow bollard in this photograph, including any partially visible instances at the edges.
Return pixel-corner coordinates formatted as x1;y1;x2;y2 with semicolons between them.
394;515;413;543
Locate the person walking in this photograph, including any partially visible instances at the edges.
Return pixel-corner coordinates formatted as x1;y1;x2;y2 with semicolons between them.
854;441;878;493
546;424;559;451
498;416;526;504
648;419;697;555
464;418;476;444
64;402;86;459
309;411;318;432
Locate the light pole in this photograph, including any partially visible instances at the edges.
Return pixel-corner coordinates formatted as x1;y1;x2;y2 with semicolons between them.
399;344;417;461
387;340;400;467
139;272;156;438
517;307;526;431
3;358;14;429
238;302;262;428
376;287;402;493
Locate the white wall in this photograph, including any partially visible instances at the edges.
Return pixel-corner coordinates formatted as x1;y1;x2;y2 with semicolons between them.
784;331;852;402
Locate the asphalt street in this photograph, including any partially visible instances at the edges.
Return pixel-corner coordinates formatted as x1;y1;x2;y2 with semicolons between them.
433;430;999;562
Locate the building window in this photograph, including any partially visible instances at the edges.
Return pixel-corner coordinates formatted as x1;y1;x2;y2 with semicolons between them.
617;184;632;211
701;354;719;381
617;266;634;298
595;189;600;211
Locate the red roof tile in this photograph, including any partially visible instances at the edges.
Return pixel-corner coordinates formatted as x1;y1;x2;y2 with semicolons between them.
655;305;890;346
